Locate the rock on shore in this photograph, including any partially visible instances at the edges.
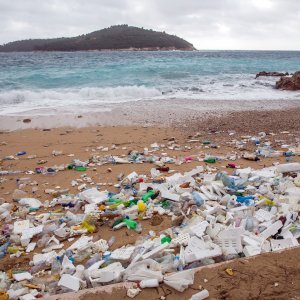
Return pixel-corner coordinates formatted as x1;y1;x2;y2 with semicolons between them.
275;71;300;90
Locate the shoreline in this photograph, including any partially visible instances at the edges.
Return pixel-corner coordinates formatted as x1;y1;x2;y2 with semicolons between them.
1;98;300;131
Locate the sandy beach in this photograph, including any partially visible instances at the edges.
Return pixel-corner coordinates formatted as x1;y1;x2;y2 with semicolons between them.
0;103;300;299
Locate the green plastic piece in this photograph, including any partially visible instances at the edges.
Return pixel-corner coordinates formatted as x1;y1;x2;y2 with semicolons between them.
161;236;172;244
204;157;216;163
142;190;155;201
75;166;87;171
123;218;137;229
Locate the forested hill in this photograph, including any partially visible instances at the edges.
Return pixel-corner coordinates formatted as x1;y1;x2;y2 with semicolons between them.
0;25;195;52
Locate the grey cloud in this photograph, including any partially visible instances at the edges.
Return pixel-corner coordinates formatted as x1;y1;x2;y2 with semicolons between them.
0;0;299;50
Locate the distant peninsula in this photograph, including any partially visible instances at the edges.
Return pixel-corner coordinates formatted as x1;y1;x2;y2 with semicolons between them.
0;25;195;52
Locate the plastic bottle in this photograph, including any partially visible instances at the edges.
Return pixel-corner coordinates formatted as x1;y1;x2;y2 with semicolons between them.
51;257;62;275
190;289;209;300
85;253;102;269
16;151;27;156
142;190;155;202
108;236;116;247
139;279;159;288
204;157;216;163
191;191;204;206
123;218;137;229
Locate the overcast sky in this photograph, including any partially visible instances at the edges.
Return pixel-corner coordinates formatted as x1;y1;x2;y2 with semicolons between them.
0;0;299;50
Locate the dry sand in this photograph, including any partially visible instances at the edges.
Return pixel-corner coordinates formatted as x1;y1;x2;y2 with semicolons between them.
0;105;300;299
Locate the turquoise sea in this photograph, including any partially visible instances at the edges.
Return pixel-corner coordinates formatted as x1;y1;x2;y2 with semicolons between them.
0;50;299;115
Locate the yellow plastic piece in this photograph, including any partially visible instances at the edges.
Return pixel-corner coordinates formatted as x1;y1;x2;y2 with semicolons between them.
137;200;147;212
81;220;96;233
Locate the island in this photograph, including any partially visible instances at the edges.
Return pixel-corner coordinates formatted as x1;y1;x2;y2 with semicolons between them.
0;25;195;52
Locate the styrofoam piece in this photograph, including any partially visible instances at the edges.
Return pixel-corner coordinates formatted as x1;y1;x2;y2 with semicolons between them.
111;246;135;261
67;236;92;251
217;227;244;255
190;221;209;238
184;166;204;177
276;163;300;173
13;220;30;234
123;259;163;282
26;242;36;253
58;274;81;291
19;294;36;300
254;209;274;222
259;220;283;240
13;272;33;281
200;186;217;201
164;269;194;292
270;238;299;251
184;237;222;263
33;251;57;265
242;235;263;248
206;223;225;239
190;289;210;300
78;188;108;204
160;190;180;202
243;245;261;257
142;243;170;260
8;288;28;299
93;239;109;252
21;225;44;240
127;288;142;298
172;233;190;246
125;172;139;181
61;255;76;274
19;198;42;208
89;262;124;286
84;203;98;214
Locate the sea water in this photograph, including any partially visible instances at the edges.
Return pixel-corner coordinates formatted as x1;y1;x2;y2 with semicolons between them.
0;50;299;115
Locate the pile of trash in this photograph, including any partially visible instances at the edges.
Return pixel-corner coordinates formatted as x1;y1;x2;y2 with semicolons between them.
0;158;299;299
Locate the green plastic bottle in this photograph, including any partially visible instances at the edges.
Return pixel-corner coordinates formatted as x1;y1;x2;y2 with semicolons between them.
142;190;155;202
123;218;137;229
204;157;216;163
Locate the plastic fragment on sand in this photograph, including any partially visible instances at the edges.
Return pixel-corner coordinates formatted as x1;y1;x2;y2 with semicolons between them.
13;272;33;281
164;269;194;292
190;289;209;300
127;288;141;298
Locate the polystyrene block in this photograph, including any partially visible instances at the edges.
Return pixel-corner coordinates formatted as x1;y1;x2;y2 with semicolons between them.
270;238;299;251
184;237;222;263
259;220;283;240
160;190;180;202
111;246;135;261
172;233;190;246
217;228;244;255
58;274;80;291
13;220;30;234
254;209;273;222
243;245;261;257
142;243;169;260
190;221;209;237
67;236;92;251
